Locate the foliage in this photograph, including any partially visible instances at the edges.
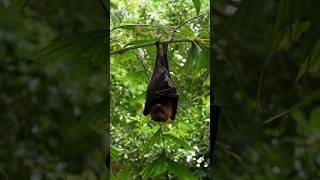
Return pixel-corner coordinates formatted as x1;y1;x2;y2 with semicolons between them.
110;0;210;178
214;0;320;179
0;0;106;179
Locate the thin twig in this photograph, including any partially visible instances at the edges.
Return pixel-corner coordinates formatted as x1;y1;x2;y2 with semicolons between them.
111;38;209;55
263;110;290;124
255;55;272;123
159;125;165;153
130;50;150;81
111;24;164;32
159;125;170;178
171;12;209;40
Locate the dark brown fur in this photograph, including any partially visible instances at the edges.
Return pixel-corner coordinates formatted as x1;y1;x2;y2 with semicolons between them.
143;41;179;122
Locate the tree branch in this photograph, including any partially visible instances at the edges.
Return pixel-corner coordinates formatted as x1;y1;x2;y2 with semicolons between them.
111;24;164;32
111;38;209;55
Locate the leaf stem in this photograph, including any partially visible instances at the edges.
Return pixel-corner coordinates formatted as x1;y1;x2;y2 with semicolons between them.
159;125;169;179
159;124;165;154
170;12;209;40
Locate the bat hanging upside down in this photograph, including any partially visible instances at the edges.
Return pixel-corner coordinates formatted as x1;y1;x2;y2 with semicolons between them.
143;41;179;122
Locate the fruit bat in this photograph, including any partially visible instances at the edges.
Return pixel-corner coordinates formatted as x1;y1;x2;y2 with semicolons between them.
143;41;179;122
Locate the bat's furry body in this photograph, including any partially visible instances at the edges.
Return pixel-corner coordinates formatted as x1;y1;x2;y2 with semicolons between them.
143;41;179;122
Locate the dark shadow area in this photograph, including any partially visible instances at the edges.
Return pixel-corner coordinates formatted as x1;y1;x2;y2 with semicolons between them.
213;0;320;179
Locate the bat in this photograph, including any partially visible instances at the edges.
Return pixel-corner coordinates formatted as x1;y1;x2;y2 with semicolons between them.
143;41;179;122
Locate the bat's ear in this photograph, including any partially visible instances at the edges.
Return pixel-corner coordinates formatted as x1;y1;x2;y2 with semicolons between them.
162;42;168;52
162;42;169;71
155;41;162;69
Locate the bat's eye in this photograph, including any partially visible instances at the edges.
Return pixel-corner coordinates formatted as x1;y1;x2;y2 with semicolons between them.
151;104;164;113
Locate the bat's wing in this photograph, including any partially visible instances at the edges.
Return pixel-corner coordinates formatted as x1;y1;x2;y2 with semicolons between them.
162;42;169;72
143;41;179;119
143;41;165;116
143;70;179;118
161;72;179;120
170;94;179;120
143;97;150;116
143;69;164;116
143;84;153;116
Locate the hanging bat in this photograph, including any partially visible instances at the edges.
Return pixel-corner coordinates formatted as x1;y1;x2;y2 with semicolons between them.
143;41;179;122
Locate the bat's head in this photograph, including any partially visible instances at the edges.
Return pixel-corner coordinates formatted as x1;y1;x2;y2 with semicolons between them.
150;101;173;122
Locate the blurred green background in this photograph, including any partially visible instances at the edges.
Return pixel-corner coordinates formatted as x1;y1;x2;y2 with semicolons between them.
0;0;107;179
214;0;320;179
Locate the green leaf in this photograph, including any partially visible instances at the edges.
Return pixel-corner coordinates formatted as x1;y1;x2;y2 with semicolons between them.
185;42;209;76
291;110;307;135
168;159;198;180
112;51;135;62
276;33;290;51
291;21;311;41
180;28;195;37
120;71;148;83
163;134;194;151
185;43;201;70
203;74;210;87
140;155;168;178
143;128;162;153
31;30;106;64
136;93;147;105
309;107;320;133
227;0;266;33
296;89;320;108
192;0;201;15
111;14;122;26
275;0;304;32
275;21;311;52
296;36;320;81
110;0;118;9
110;172;117;180
110;146;121;158
196;44;209;75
